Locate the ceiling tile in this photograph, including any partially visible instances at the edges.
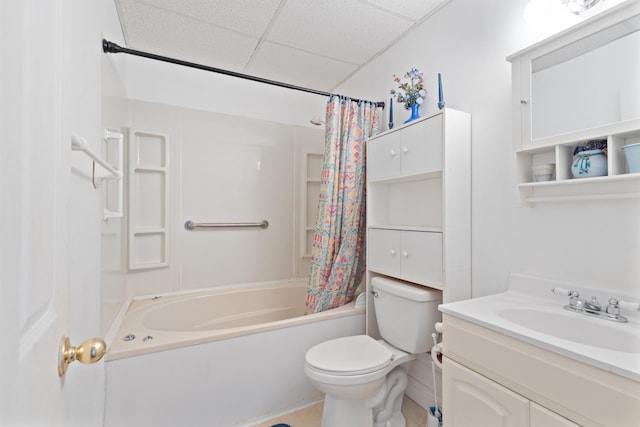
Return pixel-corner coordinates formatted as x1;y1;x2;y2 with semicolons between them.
361;0;449;21
133;0;283;37
247;42;359;91
116;0;259;70
266;0;413;64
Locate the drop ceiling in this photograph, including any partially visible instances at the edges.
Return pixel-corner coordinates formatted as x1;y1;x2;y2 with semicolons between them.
114;0;449;92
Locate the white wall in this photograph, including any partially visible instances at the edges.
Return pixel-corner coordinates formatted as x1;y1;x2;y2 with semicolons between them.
336;0;640;299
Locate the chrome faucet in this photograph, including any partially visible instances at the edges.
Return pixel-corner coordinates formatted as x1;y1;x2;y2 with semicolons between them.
552;288;629;323
584;296;602;312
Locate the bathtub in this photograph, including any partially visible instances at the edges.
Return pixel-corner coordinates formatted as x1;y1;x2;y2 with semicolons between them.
104;279;365;427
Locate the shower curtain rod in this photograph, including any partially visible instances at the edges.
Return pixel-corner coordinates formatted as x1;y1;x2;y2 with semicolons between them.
102;39;385;108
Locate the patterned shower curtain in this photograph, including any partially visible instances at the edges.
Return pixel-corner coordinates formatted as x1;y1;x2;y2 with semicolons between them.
305;96;380;313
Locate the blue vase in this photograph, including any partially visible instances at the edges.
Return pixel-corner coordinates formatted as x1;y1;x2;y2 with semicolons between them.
404;103;421;124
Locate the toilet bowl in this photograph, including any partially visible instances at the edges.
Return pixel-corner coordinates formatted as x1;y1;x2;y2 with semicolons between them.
304;277;442;427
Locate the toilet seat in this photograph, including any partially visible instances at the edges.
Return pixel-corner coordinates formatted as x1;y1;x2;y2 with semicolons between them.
305;335;393;376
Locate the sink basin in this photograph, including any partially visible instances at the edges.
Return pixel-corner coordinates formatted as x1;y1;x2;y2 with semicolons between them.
497;308;640;353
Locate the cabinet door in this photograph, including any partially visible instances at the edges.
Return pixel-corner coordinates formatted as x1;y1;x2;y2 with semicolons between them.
443;358;529;427
400;231;442;286
530;403;579;427
368;229;401;276
400;114;443;175
368;131;401;181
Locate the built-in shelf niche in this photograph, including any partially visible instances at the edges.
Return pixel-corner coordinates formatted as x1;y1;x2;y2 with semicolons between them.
128;129;170;270
302;153;323;258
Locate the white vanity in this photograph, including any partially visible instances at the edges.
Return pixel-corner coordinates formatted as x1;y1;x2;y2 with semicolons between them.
440;275;640;427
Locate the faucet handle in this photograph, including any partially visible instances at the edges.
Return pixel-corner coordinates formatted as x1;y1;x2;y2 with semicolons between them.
606;298;620;316
551;287;576;297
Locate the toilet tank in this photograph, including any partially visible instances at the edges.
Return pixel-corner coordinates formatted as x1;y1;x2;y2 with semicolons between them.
371;277;442;353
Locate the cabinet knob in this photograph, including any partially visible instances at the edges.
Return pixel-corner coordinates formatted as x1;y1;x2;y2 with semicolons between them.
520;99;529;104
402;250;409;257
390;249;396;256
389;149;396;157
402;146;409;153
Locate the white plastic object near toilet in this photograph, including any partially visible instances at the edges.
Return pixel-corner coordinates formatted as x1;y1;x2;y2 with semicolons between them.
304;277;442;427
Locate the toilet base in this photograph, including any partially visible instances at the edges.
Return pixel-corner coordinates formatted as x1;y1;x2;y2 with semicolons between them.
376;412;406;427
318;367;409;427
321;394;376;427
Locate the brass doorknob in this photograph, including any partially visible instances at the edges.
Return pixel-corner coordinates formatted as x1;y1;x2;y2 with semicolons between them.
58;336;107;376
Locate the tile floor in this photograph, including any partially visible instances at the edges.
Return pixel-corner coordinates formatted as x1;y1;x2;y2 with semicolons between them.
251;394;428;427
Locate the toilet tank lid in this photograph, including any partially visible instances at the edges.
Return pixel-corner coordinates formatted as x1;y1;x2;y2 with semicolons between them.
371;277;442;302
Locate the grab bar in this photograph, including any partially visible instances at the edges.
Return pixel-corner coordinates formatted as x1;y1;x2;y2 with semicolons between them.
71;134;124;182
184;220;269;230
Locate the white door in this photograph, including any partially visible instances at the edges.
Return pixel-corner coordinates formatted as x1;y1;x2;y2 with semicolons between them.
1;1;105;425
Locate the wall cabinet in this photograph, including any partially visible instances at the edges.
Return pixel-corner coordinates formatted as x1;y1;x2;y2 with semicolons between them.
365;108;471;336
508;1;640;205
368;228;442;287
368;114;443;180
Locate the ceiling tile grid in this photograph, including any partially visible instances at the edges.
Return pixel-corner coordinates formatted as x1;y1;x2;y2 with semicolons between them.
266;0;414;64
135;0;283;37
247;41;359;90
114;0;450;92
117;0;260;70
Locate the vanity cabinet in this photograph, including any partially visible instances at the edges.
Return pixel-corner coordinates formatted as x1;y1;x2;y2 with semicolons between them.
444;359;580;427
508;1;640;205
442;313;640;427
443;358;530;427
365;108;471;335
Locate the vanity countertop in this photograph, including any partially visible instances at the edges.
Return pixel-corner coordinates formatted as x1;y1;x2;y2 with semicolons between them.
439;275;640;382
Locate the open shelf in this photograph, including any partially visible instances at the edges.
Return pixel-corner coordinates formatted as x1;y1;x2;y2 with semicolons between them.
516;131;640;205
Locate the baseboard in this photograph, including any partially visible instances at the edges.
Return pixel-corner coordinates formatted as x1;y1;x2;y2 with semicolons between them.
405;376;434;411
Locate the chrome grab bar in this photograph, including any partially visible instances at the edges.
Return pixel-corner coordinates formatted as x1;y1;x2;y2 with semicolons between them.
184;220;269;230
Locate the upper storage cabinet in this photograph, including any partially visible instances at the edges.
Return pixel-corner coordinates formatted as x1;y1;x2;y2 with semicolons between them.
366;108;471;303
368;115;443;181
508;1;640;204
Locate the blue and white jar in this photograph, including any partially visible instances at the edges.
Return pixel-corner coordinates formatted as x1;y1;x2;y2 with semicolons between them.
571;149;607;178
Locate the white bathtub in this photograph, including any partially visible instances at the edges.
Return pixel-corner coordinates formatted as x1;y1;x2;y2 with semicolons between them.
104;279;365;427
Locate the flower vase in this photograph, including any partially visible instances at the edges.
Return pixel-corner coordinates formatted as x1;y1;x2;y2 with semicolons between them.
404;103;420;124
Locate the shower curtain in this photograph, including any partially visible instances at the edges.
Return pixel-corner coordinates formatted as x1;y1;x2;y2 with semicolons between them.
305;96;380;313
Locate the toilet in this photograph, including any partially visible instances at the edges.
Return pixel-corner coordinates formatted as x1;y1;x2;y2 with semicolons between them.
304;277;442;427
